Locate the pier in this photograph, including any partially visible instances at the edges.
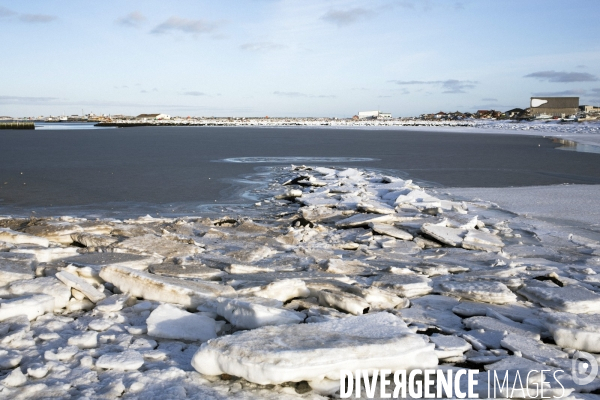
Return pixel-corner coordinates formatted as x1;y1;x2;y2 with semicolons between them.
0;122;35;130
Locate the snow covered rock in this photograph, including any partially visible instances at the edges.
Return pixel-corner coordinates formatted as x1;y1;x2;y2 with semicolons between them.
191;312;437;385
96;350;144;370
0;294;54;321
146;304;217;342
55;271;106;303
437;281;517;304
0;228;49;247
203;297;305;330
99;265;236;309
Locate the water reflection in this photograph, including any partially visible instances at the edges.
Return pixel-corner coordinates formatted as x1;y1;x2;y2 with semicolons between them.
553;138;600;155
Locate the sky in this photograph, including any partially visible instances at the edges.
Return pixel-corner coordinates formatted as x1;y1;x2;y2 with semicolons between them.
1;0;599;118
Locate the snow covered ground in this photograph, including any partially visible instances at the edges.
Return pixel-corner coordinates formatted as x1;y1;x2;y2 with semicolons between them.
2;161;600;399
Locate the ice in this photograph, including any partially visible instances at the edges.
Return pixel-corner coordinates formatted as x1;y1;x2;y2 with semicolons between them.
201;297;305;329
26;363;49;379
0;294;54;321
70;232;117;247
430;334;472;359
62;252;161;273
357;202;396;215
316;289;370;315
67;331;98;349
518;283;600;313
461;229;504;252
191;312;437;385
0;349;22;369
23;222;83;245
0;228;49;247
0;254;35;285
115;234;201;258
55;271;106;303
464;316;542;340
10;246;79;263
420;223;466;246
236;279;310;302
500;333;568;363
99;265;236;308
96;350;144;370
369;222;413;240
371;274;433;298
437;281;517;304
8;277;71;309
335;213;395;228
146;304;217;341
545;312;600;352
1;367;27;387
148;262;224;280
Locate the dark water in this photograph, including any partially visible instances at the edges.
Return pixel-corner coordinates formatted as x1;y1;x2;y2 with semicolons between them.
2;127;600;217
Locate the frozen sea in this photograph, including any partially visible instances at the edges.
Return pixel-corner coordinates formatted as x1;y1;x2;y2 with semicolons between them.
2;125;600;218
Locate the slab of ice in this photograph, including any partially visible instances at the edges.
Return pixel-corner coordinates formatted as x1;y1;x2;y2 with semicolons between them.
202;297;304;329
67;331;98;349
24;222;83;244
0;294;54;321
96;350;144;370
236;279;310;302
147;304;217;341
101;265;235;310
500;333;568;363
545;312;600;352
191;312;437;385
62;252;161;274
0;228;49;247
316;289;370;315
357;202;396;215
464;316;541;340
518;284;600;313
437;281;517;304
369;222;413;240
55;271;106;303
371;274;433;298
0;257;35;285
335;213;395;228
114;234;200;258
10;246;79;263
8;277;71;309
421;223;466;247
431;334;472;359
148;262;224;280
70;232;118;247
462;229;504;252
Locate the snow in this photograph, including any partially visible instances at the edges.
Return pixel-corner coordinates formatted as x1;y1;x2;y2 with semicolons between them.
191;312;437;385
55;271;107;303
146;304;217;341
96;350;144;370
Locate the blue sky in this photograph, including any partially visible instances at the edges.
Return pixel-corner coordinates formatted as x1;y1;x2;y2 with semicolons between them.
1;0;599;118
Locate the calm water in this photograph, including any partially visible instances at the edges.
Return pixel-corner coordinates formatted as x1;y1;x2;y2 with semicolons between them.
2;126;600;217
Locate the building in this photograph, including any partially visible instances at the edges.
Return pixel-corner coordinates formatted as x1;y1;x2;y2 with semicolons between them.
357;111;392;120
580;105;600;114
529;97;578;118
135;113;171;120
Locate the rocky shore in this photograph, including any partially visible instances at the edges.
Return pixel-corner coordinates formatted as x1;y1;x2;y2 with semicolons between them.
1;165;600;399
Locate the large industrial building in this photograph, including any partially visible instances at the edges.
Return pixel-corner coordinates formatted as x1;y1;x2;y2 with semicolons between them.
529;97;579;118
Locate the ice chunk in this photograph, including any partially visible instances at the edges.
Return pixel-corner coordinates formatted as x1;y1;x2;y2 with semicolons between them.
0;254;35;285
357;202;396;215
146;304;217;341
371;274;433;298
0;294;54;321
324;258;373;275
67;331;98;349
63;252;161;273
335;213;395;228
437;281;517;304
9;277;71;309
191;312;438;385
55;271;106;303
518;284;600;313
96;350;144;370
236;279;310;302
500;333;568;363
462;229;504;252
99;265;235;309
421;224;466;247
204;297;305;329
70;232;118;247
1;367;26;387
24;222;83;244
369;222;413;240
317;289;370;315
115;234;201;258
10;246;79;262
464;316;541;340
545;312;600;352
431;334;472;359
0;228;49;247
148;262;224;280
27;363;49;378
0;349;22;369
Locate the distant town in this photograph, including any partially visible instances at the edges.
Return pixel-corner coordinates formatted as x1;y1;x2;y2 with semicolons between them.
1;97;599;128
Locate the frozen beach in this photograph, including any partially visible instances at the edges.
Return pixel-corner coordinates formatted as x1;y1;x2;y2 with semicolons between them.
1;122;600;398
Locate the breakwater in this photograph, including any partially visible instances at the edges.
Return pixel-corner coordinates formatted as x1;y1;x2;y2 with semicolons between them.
0;122;35;130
